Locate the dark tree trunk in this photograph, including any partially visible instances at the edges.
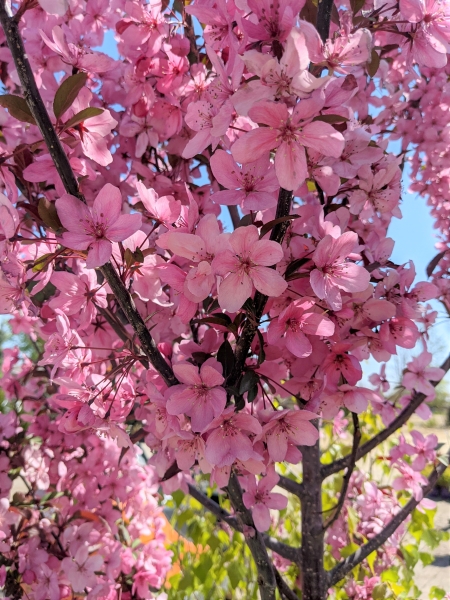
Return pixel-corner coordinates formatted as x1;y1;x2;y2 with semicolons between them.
301;432;327;600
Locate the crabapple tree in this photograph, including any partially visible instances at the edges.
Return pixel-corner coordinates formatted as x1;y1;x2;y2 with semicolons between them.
0;0;448;598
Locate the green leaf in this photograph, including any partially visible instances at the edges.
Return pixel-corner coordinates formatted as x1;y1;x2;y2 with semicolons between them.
228;562;241;588
134;247;145;263
239;371;260;395
367;49;381;78
350;0;365;15
259;215;298;239
64;107;104;129
372;583;390;599
38;198;63;231
438;454;449;467
32;253;54;273
217;340;235;378
247;384;258;402
430;587;446;600
0;95;35;125
53;72;88;119
124;248;134;268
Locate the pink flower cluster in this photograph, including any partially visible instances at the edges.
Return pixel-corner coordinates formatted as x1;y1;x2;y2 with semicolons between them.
0;347;171;599
0;0;445;596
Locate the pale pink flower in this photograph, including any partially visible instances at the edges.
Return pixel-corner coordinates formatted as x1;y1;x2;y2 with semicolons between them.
310;232;370;311
212;225;287;312
402;351;445;399
267;297;335;358
166;359;226;432
210;151;279;210
182;100;230;159
136;181;181;227
56;184;142;268
232;29;325;115
40;26;116;73
400;0;450;67
379;317;420;353
243;468;288;532
231;97;345;191
393;461;428;501
49;270;107;328
62;546;104;593
37;0;68;16
204;407;262;468
33;564;60;600
321;343;363;387
260;409;318;462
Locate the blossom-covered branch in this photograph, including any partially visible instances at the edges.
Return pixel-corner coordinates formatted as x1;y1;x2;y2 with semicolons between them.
328;455;450;585
322;352;450;479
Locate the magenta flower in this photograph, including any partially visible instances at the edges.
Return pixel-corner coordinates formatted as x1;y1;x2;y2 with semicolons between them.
212;225;287;312
310;232;370;311
204;407;262;468
166;359;226;432
242;468;288;532
267;297;335;358
260;409;319;462
231;98;345;191
56;184;142;268
210;150;279;210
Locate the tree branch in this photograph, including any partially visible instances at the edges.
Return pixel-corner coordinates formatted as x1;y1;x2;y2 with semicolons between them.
227;188;293;388
227;205;240;229
321;352;450;479
274;568;299;600
0;3;178;388
187;483;301;563
277;475;304;498
316;0;334;43
328;455;449;586
323;413;360;531
227;472;278;600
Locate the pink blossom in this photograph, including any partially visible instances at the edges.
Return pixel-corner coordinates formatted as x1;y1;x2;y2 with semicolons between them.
260;409;318;462
393;461;428;501
56;184;142;268
41;26;116;73
212;225;287;312
231;97;345;191
243;468;288;532
210;151;279;210
402;351;445;399
400;0;450;67
267;297;335;357
166;359;226;432
49;269;107;328
62;546;104;593
310;232;370;311
204;407;262;468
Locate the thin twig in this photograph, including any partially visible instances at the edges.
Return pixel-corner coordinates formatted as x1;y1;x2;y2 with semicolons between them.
328;454;449;585
323;413;360;531
321;352;450;479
